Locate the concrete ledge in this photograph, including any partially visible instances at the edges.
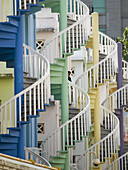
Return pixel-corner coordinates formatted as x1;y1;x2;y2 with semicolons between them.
0;153;57;170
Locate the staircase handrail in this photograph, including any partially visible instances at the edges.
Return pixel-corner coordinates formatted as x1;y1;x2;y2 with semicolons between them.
105;152;128;170
41;81;91;161
24;147;51;167
76;105;120;170
40;11;89;49
75;31;117;91
102;83;128;112
0;44;50;134
39;0;91;63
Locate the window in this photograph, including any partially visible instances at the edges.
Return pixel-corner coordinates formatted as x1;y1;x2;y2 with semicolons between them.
37;123;45;134
36;40;45;50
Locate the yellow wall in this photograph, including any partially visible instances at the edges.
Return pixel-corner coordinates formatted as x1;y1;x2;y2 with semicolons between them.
1;0;13;22
0;78;14;105
0;62;14;132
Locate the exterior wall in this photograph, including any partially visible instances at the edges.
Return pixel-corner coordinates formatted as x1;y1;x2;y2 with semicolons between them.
106;0;121;38
23;14;36;49
81;0;92;8
93;0;106;33
70;47;87;83
0;0;13;22
0;78;14;104
37;101;60;143
36;8;59;49
121;0;128;34
0;62;14;132
71;60;83;83
99;84;106;105
0;63;14;107
92;0;128;37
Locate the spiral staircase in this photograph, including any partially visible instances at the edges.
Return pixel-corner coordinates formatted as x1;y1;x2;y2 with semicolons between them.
26;0;122;170
0;0;51;160
1;0;128;170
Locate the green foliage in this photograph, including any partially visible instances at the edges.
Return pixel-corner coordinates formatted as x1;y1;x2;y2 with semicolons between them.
116;27;128;61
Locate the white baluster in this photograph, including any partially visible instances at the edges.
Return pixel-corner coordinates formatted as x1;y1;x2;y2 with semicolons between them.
67;124;69;146
19;96;21;121
14;98;17;127
70;122;73;145
34;86;36;115
63;127;65;150
1;109;3;133
68;30;71;53
24;93;26;121
9;102;12;126
19;0;21;9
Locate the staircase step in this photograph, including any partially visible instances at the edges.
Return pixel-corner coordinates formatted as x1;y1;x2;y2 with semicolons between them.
50;64;64;72
51;84;61;90
57;151;68;159
0;135;19;143
50;76;62;84
90;103;94;109
50;162;65;170
0;143;17;150
88;92;96;98
0;32;16;39
23;71;28;77
8;17;19;27
0;149;17;157
67;18;76;26
0;24;18;33
8;128;20;137
51;88;61;95
50;156;66;164
54;94;61;100
0;48;15;55
69;107;79;115
55;58;65;66
50;70;62;77
23;76;37;82
0;39;16;48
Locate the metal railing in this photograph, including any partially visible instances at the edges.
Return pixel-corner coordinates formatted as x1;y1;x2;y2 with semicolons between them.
0;44;50;134
41;81;91;161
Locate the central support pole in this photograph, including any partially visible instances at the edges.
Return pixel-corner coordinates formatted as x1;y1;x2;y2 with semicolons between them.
61;57;69;124
60;1;69;169
117;42;124;156
14;16;23;111
60;0;67;31
14;15;24;159
92;12;100;144
92;12;99;66
60;0;68;124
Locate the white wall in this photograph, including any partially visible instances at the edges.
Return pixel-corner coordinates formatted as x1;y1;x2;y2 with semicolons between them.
36;8;59;44
70;47;87;83
37;101;60;142
71;60;84;83
99;84;106;105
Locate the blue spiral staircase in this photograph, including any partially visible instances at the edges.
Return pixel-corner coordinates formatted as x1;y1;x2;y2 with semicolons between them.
0;0;47;159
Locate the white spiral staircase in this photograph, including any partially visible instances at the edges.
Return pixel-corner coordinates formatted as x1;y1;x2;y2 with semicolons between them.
26;0;122;170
